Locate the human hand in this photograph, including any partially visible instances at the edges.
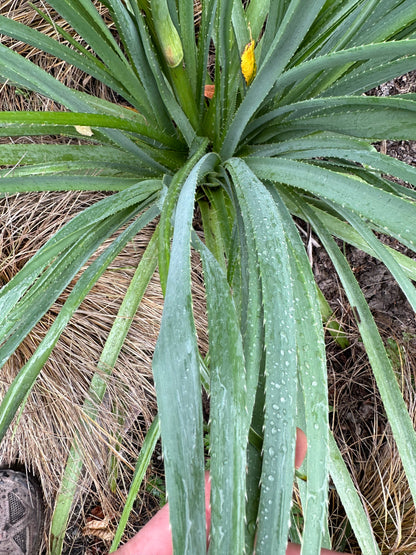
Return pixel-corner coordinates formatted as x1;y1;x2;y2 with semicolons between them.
114;429;350;555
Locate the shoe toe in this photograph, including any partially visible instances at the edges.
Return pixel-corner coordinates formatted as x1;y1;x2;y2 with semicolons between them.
0;470;43;554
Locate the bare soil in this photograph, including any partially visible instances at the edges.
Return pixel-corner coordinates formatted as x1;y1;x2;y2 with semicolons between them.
308;72;416;554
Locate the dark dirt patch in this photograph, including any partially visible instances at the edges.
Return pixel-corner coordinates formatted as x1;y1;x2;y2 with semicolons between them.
304;70;416;553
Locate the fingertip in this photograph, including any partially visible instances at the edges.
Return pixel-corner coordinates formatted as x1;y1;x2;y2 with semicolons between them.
295;427;308;469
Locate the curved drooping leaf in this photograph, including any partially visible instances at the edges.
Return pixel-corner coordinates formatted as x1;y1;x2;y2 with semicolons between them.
158;138;210;293
247;95;416;143
247;156;416;252
0;14;135;107
0;181;161;369
51;229;160;554
267;185;329;555
0;42;169;166
152;152;218;555
227;158;297;555
288;200;416;281
109;416;161;553
328;432;381;555
195;233;247;555
332;204;416;313
304;204;416;506
273;39;416;99
0;203;160;443
246;132;416;197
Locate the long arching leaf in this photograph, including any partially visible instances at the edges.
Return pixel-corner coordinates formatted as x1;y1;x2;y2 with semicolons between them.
152;152;218;555
247;157;416;252
227;158;297;555
195;234;247;555
304;204;416;506
0;204;159;444
267;185;329;555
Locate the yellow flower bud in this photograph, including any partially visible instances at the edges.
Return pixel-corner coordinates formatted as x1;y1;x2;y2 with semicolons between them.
241;39;256;86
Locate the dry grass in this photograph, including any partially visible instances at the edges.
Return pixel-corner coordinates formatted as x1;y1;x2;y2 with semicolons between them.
0;191;208;549
1;2;416;554
0;2;208;550
325;313;416;554
0;0;119;110
289;292;416;554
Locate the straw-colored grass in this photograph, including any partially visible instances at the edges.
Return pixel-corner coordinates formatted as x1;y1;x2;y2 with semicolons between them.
325;310;416;554
0;191;208;547
288;297;416;555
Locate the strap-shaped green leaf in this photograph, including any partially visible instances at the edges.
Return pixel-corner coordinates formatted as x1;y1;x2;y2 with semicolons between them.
267;185;329;555
109;416;161;553
290;201;416;282
0;43;164;164
228;166;264;553
292;0;370;62
195;0;216;113
0;163;141;180
125;0;178;130
0;44;85;111
284;100;416;142
304;205;416;507
245;0;270;41
0;213;127;368
328;432;381;555
326;0;379;51
48;0;125;52
0;14;130;97
227;158;297;555
332;204;416;314
243;131;375;158
0;204;159;444
0;144;149;177
0;181;162;368
103;0;149;78
355;0;416;44
323;55;416;97
290;0;380;97
247;95;416;143
244;131;416;199
178;0;197;94
198;186;234;271
133;6;196;146
158;138;210;294
0;109;175;149
152;152;218;555
51;229;159;555
0;175;146;193
266;39;416;105
247;157;416;252
212;0;234;147
45;0;146;104
194;234;247;555
0;181;159;311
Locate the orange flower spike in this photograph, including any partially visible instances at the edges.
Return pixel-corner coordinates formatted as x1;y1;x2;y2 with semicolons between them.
241;26;256;86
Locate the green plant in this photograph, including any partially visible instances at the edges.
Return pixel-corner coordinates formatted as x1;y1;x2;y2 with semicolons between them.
1;1;416;553
145;472;167;508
